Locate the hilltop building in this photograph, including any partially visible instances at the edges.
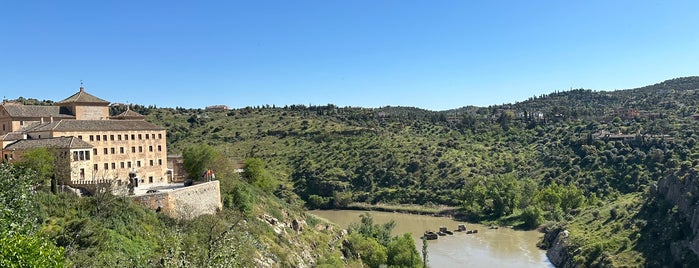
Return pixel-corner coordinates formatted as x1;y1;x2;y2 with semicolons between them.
1;86;170;187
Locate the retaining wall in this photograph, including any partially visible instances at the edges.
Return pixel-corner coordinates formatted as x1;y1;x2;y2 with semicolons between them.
132;180;222;219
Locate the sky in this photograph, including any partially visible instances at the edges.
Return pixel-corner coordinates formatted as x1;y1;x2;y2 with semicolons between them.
1;1;698;111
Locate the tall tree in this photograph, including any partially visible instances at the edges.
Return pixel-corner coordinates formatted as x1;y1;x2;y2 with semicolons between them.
182;145;219;181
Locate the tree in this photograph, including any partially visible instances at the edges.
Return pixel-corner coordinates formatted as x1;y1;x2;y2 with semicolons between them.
0;164;65;267
182;145;219;181
520;206;544;229
387;233;421;267
346;233;387;268
242;158;276;192
0;232;65;268
14;148;54;187
422;236;429;268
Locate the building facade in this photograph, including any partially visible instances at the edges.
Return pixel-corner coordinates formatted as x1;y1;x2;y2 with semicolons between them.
1;87;169;186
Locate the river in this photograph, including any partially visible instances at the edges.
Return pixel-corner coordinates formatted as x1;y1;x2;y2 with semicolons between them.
308;210;554;268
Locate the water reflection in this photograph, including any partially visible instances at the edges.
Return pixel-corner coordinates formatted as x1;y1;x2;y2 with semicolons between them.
308;210;554;268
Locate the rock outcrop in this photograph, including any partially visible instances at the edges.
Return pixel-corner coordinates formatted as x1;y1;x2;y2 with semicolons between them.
654;171;699;257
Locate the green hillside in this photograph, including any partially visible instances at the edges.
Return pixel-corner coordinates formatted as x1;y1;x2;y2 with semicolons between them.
5;76;699;266
140;76;699;266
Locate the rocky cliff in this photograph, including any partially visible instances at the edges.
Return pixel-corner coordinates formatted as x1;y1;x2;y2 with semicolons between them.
654;170;699;258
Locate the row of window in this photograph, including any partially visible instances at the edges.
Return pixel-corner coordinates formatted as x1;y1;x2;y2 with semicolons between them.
72;150;91;161
79;133;163;142
93;145;162;155
94;159;163;171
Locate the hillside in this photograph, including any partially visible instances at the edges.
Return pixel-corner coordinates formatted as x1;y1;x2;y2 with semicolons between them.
5;76;699;266
136;76;699;266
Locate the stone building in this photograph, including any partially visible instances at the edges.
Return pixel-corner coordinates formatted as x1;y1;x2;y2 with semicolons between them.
1;86;169;186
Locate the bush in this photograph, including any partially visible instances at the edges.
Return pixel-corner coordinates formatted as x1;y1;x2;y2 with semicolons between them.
521;206;544;229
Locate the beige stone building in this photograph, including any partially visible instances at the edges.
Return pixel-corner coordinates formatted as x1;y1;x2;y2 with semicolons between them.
1;86;169;186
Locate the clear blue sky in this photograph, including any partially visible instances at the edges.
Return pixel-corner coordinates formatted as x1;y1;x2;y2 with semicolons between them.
2;1;698;111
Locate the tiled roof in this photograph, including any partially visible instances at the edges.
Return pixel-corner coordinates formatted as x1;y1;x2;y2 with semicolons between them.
111;109;145;120
1;132;25;141
4;136;93;150
57;87;109;105
25;120;165;132
1;105;74;118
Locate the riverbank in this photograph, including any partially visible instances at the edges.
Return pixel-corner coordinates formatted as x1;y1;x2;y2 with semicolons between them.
343;202;462;217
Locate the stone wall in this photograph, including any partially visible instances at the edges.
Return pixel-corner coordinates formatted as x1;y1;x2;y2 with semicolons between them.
132;180;222;219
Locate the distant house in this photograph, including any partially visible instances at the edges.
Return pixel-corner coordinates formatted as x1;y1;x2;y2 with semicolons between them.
614;109;641;120
205;105;229;111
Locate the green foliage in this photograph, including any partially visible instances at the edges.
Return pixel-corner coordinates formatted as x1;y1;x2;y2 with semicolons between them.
0;164;35;233
349;213;395;246
182;144;219;180
225;184;253;216
387;233;421;267
346;233;387;268
242;158;276;192
345;214;421;268
0;164;65;267
307;194;330;209
520;206;544;229
421;236;428;268
13;148;54;187
0;232;65;268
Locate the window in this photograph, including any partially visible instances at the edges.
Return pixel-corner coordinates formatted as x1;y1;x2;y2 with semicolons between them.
104;163;109;170
139;146;143;153
158;134;162;139
149;146;153;152
152;134;156;139
131;147;136;153
158;159;162;166
85;151;90;160
103;135;107;141
110;135;114;141
137;161;141;167
93;148;98;155
78;135;83;140
111;148;115;154
138;134;142;140
127;161;132;168
94;164;98;170
157;145;162;151
148;176;153;183
111;163;116;169
78;151;84;160
90;135;95;141
118;135;122;140
149;160;154;166
125;135;129;140
145;134;149;140
103;148;108;155
120;162;125;169
80;169;85;180
120;147;124;154
73;151;78;161
131;134;135;140
96;135;101;141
